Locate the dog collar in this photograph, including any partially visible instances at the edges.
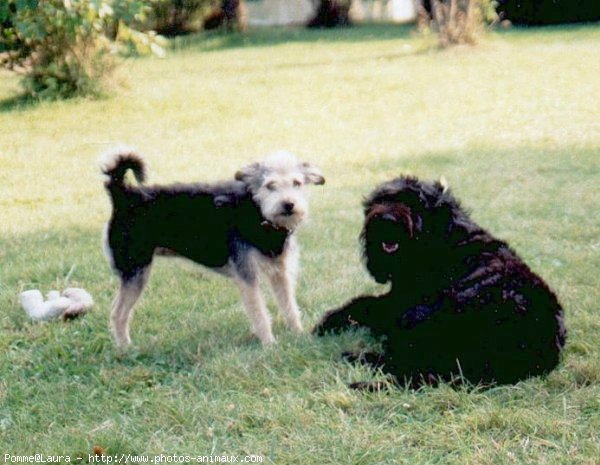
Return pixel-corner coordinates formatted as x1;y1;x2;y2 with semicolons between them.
261;220;292;235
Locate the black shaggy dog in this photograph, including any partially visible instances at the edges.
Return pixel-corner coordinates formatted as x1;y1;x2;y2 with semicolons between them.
314;176;566;388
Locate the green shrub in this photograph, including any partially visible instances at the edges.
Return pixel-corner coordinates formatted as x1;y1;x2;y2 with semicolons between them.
0;0;165;99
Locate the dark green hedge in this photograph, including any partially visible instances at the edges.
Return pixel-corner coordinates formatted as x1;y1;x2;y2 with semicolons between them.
497;0;600;25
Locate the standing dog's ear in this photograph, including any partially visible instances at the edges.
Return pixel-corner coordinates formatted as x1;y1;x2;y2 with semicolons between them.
301;162;325;185
235;162;263;185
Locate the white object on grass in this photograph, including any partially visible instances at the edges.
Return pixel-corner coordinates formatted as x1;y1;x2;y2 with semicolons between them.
62;288;94;317
20;288;94;321
21;290;71;321
47;290;61;301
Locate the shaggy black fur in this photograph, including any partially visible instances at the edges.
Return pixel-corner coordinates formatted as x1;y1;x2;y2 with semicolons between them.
103;152;290;283
314;176;566;388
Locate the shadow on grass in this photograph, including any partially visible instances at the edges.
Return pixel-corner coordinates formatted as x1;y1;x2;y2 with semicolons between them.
0;92;40;113
169;22;600;54
494;22;600;41
0;89;113;113
171;23;417;53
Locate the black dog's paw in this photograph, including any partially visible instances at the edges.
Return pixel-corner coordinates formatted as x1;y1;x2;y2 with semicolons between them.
311;322;327;336
313;309;359;336
312;314;342;335
342;351;386;368
341;351;360;363
349;381;389;392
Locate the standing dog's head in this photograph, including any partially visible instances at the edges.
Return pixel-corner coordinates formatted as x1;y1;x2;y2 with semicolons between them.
235;151;325;231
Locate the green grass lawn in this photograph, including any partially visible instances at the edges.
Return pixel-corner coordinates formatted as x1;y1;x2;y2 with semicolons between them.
1;24;599;464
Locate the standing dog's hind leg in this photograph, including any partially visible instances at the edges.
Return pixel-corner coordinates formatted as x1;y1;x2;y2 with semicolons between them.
110;267;150;351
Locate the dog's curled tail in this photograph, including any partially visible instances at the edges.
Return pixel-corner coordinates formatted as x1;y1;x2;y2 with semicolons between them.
100;145;146;191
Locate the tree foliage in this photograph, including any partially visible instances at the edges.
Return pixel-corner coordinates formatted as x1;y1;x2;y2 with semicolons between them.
0;0;165;99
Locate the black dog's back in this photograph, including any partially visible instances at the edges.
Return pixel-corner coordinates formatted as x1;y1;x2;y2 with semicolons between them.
389;243;565;385
103;154;288;279
107;184;238;274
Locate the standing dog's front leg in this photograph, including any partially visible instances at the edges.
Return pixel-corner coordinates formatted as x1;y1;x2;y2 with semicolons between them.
230;246;275;345
269;272;303;333
268;239;303;333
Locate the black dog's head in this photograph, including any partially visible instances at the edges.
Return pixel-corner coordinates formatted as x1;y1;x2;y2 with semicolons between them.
361;176;458;284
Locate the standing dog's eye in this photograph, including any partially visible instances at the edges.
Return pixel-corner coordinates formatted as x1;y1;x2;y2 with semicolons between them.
266;181;276;191
293;179;302;187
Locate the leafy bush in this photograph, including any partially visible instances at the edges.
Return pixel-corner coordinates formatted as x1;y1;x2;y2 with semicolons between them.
0;0;165;99
496;0;600;25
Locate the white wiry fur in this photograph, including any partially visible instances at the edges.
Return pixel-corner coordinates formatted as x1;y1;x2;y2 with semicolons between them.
235;150;325;231
226;151;324;344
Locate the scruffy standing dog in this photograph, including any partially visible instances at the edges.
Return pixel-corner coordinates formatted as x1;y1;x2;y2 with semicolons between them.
314;176;566;388
101;148;324;349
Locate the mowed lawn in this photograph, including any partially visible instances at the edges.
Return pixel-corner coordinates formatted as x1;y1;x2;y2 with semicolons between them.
0;24;599;463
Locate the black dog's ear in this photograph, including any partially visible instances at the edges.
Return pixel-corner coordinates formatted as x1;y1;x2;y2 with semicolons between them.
364;244;391;284
235;162;263;184
361;222;391;284
428;204;455;237
301;162;325;185
412;213;423;235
